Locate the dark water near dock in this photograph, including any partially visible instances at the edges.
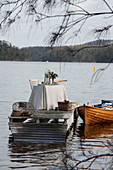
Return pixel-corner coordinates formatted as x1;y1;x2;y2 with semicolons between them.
1;61;113;169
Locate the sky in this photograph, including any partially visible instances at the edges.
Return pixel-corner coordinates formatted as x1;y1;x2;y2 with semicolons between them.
0;0;113;48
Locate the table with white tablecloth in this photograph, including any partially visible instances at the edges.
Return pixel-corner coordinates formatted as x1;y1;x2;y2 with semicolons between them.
28;84;68;110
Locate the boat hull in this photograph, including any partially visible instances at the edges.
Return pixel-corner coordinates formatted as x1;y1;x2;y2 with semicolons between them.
78;105;113;125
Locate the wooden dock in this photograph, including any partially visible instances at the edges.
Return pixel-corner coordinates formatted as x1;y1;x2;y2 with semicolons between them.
9;103;79;144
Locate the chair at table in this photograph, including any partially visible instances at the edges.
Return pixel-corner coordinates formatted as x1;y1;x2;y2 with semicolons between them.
54;80;67;88
29;79;39;90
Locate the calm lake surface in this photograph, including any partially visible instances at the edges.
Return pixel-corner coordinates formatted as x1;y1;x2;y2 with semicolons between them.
1;61;113;169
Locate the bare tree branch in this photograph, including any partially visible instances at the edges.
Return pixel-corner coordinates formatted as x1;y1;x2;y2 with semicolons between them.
61;141;113;169
65;43;110;56
73;153;113;168
0;0;113;45
103;0;113;12
91;57;113;84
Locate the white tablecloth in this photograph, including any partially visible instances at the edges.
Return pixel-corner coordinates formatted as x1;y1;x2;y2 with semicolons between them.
28;85;68;110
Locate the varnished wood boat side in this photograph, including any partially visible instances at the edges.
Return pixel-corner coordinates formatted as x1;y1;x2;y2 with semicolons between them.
77;106;85;122
85;105;113;124
78;104;113;125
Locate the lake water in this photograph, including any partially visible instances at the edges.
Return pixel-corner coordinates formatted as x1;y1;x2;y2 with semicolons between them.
1;61;113;169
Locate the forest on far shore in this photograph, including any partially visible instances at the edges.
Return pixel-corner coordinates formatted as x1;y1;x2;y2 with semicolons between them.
0;39;113;63
0;40;30;61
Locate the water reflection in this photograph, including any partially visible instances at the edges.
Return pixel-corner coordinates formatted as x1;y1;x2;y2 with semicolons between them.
78;123;113;139
77;123;113;150
8;142;66;169
74;123;113;169
8;122;113;169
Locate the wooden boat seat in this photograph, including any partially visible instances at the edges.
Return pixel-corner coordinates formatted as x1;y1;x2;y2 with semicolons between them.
29;79;39;90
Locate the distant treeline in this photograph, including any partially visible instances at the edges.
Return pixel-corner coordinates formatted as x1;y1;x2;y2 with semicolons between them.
1;39;113;62
0;40;30;61
24;39;113;63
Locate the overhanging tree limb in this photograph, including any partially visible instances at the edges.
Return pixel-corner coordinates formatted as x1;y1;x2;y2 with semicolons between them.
0;0;113;45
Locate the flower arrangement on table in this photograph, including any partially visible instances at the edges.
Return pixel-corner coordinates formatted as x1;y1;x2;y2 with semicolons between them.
44;70;58;84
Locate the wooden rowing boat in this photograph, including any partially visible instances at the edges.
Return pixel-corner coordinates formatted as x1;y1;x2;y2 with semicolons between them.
77;100;113;125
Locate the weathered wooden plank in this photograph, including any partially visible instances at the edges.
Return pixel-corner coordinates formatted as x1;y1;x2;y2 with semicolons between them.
14;134;66;138
13;132;66;143
9;123;67;128
15;137;66;141
14;138;65;143
9;102;79;143
11;130;67;135
33;110;73;119
33;102;79;116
